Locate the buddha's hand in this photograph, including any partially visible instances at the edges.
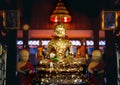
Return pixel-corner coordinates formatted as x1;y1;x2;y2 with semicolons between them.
24;68;30;75
93;69;104;76
29;70;34;74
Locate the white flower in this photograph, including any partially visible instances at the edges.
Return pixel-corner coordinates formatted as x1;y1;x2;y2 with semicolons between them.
50;52;56;58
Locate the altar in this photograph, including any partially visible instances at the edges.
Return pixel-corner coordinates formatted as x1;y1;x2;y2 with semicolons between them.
32;59;89;85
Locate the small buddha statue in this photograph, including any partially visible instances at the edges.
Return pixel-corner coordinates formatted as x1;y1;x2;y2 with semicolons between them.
16;49;34;85
88;50;105;85
46;23;74;60
36;40;45;62
76;39;88;64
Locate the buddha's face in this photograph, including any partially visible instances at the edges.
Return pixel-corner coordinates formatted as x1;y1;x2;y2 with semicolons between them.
92;50;102;61
20;49;29;62
54;24;66;37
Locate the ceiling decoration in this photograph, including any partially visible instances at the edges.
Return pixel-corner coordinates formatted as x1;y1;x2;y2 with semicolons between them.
50;0;71;23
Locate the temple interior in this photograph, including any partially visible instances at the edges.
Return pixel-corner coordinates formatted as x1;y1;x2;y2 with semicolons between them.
0;0;120;85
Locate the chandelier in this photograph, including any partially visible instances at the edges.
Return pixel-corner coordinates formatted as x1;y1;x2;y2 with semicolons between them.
50;0;72;23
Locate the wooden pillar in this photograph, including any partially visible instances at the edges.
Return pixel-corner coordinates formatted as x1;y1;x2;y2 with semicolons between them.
6;30;17;85
23;30;29;48
93;29;99;50
104;30;117;85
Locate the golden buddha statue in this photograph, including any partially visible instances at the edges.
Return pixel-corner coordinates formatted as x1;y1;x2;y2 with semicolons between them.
34;23;89;85
46;22;74;60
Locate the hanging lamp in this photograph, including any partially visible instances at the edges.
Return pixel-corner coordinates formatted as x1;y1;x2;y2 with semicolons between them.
50;0;71;23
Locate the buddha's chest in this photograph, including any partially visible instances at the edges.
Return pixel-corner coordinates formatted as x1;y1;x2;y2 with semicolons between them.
53;40;69;51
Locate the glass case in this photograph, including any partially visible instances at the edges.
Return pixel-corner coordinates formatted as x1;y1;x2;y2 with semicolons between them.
101;10;118;30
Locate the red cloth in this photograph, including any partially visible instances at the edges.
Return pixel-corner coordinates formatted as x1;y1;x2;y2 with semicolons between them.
90;61;105;85
18;62;34;85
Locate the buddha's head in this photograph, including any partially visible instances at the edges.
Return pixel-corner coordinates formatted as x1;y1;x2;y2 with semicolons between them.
54;23;66;37
91;50;102;61
20;49;29;62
